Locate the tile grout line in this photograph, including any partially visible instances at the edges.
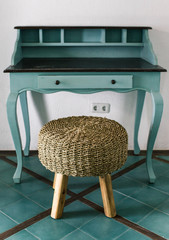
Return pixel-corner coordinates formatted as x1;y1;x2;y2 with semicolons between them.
78;228;97;240
76;198;167;240
0;154;165;240
153;156;169;164
0;209;51;240
0;196;77;240
60;229;78;240
113;189;155;209
113;229;131;240
0;210;19;225
24;229;41;240
124;171;169;197
0;155;148;239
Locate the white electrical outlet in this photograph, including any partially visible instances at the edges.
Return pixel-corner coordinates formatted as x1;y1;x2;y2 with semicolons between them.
92;103;110;113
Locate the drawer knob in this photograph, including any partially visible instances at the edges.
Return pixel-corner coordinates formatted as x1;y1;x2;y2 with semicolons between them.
111;80;116;84
55;80;60;85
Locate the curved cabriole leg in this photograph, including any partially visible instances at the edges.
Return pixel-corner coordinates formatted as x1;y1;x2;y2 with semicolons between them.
7;92;23;183
99;174;116;218
134;90;146;155
147;92;163;183
19;91;30;157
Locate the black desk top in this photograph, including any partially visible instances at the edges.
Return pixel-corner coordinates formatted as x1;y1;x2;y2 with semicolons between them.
4;58;167;73
14;26;152;29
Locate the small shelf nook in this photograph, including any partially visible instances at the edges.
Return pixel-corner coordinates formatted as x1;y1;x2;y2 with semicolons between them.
105;29;122;43
64;29;103;43
127;29;143;43
43;29;61;43
21;29;39;43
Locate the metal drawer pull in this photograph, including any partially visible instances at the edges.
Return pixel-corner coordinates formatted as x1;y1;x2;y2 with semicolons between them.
55;80;60;85
111;80;116;84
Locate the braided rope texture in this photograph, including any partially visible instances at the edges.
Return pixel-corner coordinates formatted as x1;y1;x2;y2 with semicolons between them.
38;116;128;177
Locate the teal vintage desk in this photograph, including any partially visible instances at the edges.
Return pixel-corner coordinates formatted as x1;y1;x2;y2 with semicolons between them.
4;26;166;184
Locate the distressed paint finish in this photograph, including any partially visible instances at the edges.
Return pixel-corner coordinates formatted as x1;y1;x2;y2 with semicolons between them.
5;26;166;183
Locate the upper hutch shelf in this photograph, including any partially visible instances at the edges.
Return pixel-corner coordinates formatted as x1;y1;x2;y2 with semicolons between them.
15;26;151;47
5;25;166;71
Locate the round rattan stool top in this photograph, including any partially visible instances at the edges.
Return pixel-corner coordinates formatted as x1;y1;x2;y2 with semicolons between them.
38;116;128;177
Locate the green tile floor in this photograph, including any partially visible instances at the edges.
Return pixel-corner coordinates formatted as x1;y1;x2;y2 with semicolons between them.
0;153;169;239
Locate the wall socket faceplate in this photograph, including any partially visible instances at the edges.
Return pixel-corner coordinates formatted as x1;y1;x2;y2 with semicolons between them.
92;103;110;113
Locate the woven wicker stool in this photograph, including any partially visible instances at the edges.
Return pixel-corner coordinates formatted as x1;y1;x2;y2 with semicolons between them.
38;116;128;219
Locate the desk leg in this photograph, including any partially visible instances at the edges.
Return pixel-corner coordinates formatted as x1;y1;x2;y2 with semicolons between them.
7;92;23;183
20;92;30;157
147;92;163;183
134;90;146;155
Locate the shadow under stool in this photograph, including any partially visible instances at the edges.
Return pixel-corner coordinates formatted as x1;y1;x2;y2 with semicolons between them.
38;116;128;219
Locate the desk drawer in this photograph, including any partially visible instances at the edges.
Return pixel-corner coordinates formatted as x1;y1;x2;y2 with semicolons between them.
38;75;133;89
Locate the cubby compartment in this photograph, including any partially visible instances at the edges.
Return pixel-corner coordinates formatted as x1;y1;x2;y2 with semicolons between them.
64;29;102;43
127;29;143;43
21;29;39;43
43;29;61;43
105;29;122;43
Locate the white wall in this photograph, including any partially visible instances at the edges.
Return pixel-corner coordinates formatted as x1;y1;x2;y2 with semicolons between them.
0;0;169;150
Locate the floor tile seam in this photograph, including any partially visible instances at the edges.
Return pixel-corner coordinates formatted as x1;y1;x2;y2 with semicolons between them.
123;174;169;197
0;155;165;239
78;228;97;240
154;156;169;164
2;156;79;201
115;215;168;240
121;194;155;210
0;209;19;225
115;173;148;186
113;229;131;240
1;156;54;187
24;229;41;240
112;189;155;209
75;197;136;236
62;201;101;229
82;197;104;209
154;197;169;212
123;174;150;186
0;188;166;240
111;158;146;181
2;156;86;203
1;156;165;236
137;209;155;224
78;213;103;230
0;196;26;212
19;195;48;210
73;158;147;199
60;228;97;240
4;155;146;197
3;155;147;205
0;208;51;240
1;186;48;211
153;207;169;217
1;197;76;240
60;229;79;240
77;196;167;240
146;184;169;197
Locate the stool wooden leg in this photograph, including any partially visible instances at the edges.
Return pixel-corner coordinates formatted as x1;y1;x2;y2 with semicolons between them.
53;173;57;189
99;174;116;218
51;173;68;219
